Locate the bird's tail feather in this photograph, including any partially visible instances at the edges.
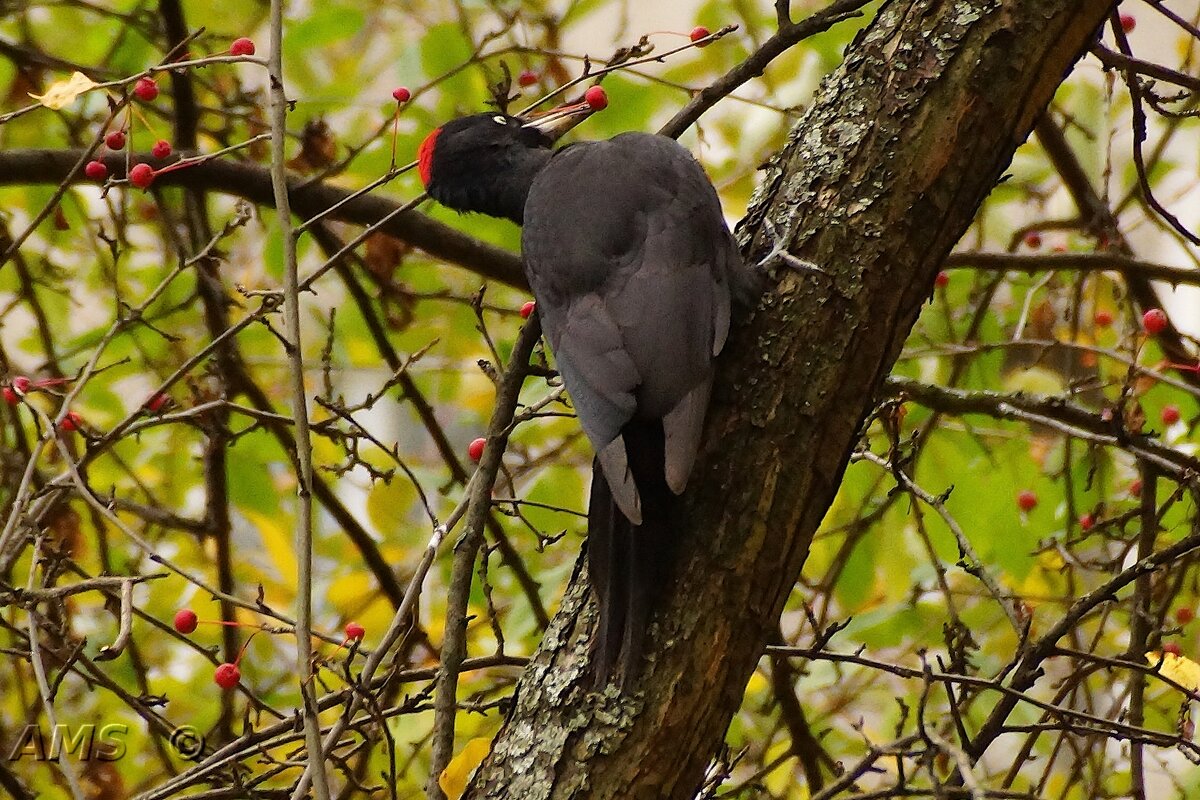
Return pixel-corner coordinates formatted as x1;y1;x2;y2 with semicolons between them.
588;420;677;685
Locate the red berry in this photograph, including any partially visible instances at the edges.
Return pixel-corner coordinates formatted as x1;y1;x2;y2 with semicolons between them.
1120;14;1136;34
934;271;949;288
229;37;256;57
344;621;365;640
1162;642;1182;657
690;26;712;46
12;376;30;393
1094;309;1114;327
5;376;31;404
59;411;83;432
105;130;126;150
1130;478;1143;497
1142;308;1168;335
214;662;240;689
145;393;170;413
1079;513;1095;532
1176;607;1195;625
391;86;411;103
1017;489;1037;512
519;300;536;319
129;163;155;189
518;70;539;87
584;85;608;111
2;388;16;406
1023;231;1042;248
1162;405;1181;425
468;437;486;462
134;77;159;102
152;139;172;159
173;608;198;634
84;160;108;181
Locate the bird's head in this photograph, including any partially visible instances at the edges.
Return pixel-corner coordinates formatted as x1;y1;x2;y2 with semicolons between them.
418;98;598;223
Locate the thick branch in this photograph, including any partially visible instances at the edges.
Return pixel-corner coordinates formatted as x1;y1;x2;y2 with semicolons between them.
0;149;526;287
468;2;1116;798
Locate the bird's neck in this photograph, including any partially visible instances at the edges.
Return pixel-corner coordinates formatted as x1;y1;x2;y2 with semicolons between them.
440;147;552;225
487;147;553;224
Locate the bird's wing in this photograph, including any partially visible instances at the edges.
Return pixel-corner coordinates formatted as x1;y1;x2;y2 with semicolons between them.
523;133;739;500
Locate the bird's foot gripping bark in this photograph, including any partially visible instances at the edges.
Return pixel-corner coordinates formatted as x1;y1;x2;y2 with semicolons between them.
756;216;829;278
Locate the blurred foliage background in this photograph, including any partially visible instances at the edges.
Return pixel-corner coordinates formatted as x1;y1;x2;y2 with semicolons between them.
1;1;1199;798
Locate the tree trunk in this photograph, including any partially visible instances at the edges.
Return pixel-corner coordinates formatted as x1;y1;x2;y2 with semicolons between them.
467;1;1116;797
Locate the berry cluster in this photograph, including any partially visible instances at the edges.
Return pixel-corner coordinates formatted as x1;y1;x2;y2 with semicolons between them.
171;607;367;690
83;38;256;192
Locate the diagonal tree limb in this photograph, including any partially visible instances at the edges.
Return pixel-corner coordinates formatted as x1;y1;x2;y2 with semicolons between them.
465;2;1118;798
0;149;527;287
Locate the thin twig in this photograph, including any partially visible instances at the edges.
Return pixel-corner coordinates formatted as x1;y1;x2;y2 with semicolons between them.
427;315;543;798
263;0;330;795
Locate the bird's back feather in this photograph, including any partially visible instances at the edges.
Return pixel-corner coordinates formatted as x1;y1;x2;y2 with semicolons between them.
523;133;745;679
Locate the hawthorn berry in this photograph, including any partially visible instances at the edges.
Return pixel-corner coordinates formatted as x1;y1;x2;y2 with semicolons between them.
344;621;365;640
152;139;172;159
517;70;539;87
1129;478;1143;497
690;26;712;46
1023;231;1042;249
1162;405;1181;425
173;608;198;634
1177;607;1195;625
1079;513;1095;532
229;37;256;56
1142;308;1168;335
934;271;949;288
84;160;108;181
1017;489;1037;512
1094;309;1114;327
105;130;126;150
519;300;536;319
1162;642;1182;657
1120;14;1136;34
584;85;608;111
59;411;84;432
392;86;411;103
144;393;171;414
4;376;30;405
468;437;486;462
214;662;240;689
129;163;155;189
134;77;159;102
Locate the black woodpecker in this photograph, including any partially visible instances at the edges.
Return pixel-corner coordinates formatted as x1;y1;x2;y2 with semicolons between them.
418;97;758;682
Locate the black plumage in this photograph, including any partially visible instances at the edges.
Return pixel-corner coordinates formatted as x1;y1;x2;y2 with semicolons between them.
420;109;754;682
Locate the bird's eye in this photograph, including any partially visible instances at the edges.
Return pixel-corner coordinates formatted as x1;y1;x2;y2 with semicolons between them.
492;115;507;125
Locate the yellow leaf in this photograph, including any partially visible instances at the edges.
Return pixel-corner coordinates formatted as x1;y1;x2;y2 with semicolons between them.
1148;651;1200;692
244;510;297;591
29;72;99;109
366;478;416;535
1002;366;1064;397
744;668;769;698
1037;549;1065;572
438;737;492;799
326;573;393;631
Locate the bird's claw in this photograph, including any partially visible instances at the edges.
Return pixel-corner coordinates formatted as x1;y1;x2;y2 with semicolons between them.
756;216;830;278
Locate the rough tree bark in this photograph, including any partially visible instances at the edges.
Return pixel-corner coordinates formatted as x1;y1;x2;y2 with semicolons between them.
466;1;1116;798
